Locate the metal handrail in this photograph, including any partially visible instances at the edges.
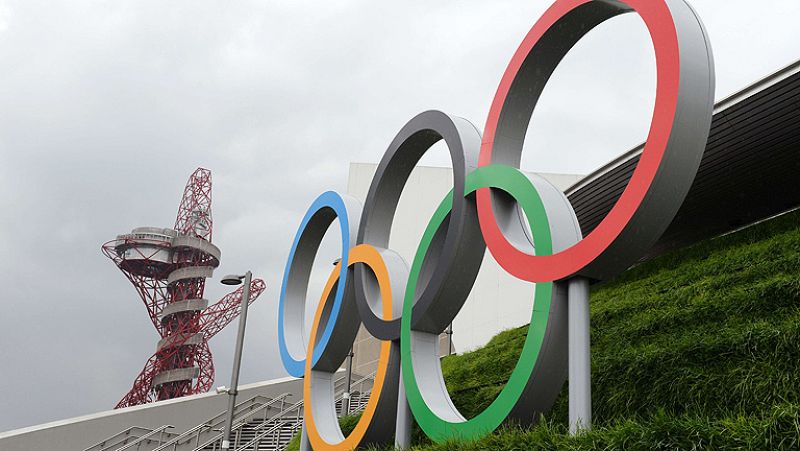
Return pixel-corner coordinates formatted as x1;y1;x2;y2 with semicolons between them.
337;371;376;415
152;393;291;451
348;372;375;394
236;416;302;451
82;426;156;451
193;374;348;450
152;394;285;450
166;372;367;450
192;396;303;451
116;425;175;451
229;401;304;451
332;373;349;391
233;372;377;451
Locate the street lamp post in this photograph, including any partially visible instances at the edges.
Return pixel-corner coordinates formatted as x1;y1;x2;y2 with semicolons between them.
342;348;354;415
446;323;453;356
219;271;252;450
331;258;355;416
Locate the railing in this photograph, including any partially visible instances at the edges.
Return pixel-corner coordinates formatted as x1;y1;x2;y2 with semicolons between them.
232;372;377;451
190;394;295;450
83;426;160;451
337;372;376;416
90;372;369;451
236;414;302;451
116;425;175;451
228;400;304;451
152;394;291;451
191;398;300;451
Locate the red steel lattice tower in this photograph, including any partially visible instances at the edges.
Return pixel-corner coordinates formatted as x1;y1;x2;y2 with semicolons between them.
102;168;266;408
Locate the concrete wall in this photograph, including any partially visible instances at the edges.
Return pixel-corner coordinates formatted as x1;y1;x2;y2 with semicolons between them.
350;319;451;377
0;377;303;451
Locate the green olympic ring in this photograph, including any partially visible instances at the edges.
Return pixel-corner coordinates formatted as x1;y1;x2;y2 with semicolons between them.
401;164;554;441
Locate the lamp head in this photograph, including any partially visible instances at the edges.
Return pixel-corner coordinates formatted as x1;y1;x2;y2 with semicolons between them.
221;274;244;286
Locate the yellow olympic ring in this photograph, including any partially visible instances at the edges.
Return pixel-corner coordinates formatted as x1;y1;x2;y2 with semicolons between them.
303;244;394;450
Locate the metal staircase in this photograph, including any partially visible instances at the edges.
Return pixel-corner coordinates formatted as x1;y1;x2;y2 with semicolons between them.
84;426;179;451
162;394;296;451
82;373;375;451
225;373;375;451
83;395;289;451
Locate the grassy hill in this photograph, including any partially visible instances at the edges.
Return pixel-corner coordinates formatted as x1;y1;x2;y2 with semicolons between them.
292;208;800;450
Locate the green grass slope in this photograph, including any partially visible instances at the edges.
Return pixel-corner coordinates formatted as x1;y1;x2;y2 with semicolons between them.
289;208;800;450
424;208;800;450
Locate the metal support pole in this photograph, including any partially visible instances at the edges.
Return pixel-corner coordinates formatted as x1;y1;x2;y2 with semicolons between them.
446;323;453;356
395;354;412;449
299;422;311;451
342;348;354;415
221;271;252;450
568;276;591;435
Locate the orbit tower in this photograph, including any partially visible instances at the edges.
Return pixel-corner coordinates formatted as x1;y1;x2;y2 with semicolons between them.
103;168;266;408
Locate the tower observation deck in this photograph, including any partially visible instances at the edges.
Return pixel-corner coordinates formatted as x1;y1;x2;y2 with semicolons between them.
102;168;266;408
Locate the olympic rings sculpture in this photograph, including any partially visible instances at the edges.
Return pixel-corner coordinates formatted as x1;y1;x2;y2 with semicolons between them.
278;0;714;448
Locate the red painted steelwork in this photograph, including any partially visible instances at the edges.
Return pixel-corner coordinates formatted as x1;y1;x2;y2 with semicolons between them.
102;168;266;408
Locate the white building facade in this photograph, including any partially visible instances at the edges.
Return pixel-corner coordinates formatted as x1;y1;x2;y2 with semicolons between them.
347;163;583;374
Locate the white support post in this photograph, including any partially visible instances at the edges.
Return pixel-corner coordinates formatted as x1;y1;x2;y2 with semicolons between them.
395;362;412;449
568;276;591;435
299;422;311;451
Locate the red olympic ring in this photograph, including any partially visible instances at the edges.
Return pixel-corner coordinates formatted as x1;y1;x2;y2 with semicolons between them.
477;0;688;282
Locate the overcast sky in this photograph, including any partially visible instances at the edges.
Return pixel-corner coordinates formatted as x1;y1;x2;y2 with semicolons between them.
1;0;798;432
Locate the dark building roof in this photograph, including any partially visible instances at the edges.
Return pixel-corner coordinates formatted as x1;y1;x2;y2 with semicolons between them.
565;60;800;260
